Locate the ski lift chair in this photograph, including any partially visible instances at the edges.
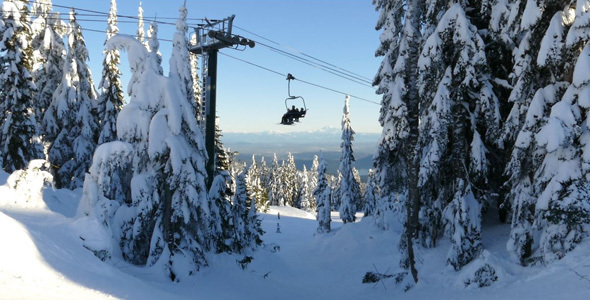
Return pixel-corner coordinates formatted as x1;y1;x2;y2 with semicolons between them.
280;74;307;125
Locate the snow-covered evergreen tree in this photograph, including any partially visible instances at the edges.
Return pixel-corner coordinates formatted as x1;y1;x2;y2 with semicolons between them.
500;0;572;175
296;165;311;211
305;155;319;211
443;180;483;270
372;0;424;284
281;152;298;206
330;171;342;210
533;38;590;264
258;156;269;182
268;153;282;206
43;9;99;189
314;154;331;234
246;192;264;248
505;83;568;264
189;32;201;122
246;155;269;212
353;167;364;209
31;0;66;123
232;167;263;252
96;0;124;145
363;170;378;217
77;141;133;226
228;154;245;188
255;156;271;209
417;3;500;268
339;95;361;224
169;2;196;122
372;0;414;228
106;34;210;281
136;1;144;44
146;20;163;75
214;117;230;174
373;0;503;283
498;0;545;262
503;1;586;264
0;0;44;172
208;171;233;253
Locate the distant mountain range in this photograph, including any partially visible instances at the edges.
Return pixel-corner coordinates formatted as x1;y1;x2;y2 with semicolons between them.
221;128;380;180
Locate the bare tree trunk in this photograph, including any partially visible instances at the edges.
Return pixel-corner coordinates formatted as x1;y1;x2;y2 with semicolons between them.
403;0;422;284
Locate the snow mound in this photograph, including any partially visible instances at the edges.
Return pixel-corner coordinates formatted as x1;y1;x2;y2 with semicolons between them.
0;160;53;210
72;216;114;261
0;212;113;299
454;250;506;289
0;212;45;275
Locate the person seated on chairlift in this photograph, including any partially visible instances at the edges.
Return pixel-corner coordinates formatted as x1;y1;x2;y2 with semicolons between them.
281;105;296;124
281;106;306;124
292;105;305;121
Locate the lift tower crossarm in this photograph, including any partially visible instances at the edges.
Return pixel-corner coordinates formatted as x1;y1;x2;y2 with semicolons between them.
189;15;255;188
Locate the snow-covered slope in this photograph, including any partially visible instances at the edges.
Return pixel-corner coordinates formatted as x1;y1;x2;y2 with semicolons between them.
1;173;589;299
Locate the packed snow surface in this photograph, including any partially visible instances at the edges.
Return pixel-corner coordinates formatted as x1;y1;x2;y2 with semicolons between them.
1;171;590;299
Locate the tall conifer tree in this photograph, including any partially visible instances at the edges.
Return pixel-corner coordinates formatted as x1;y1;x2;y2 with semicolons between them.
281;153;298;206
268;153;282;206
214;117;230;174
339;95;360;223
31;0;66;123
363;170;378;217
169;2;196;117
417;3;500;270
189;32;202;122
373;0;423;284
314;154;331;234
43;9;99;189
146;20;163;75
0;0;44;172
136;2;144;44
501;0;587;264
507;1;590;264
96;0;124;145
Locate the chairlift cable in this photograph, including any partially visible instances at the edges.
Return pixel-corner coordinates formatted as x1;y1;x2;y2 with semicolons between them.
219;52;286;77
254;41;373;85
234;25;374;82
257;43;374;88
219;52;380;105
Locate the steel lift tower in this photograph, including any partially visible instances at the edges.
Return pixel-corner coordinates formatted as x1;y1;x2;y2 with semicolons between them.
189;15;255;187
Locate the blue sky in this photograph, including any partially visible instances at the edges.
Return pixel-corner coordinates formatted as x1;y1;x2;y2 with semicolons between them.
50;0;382;133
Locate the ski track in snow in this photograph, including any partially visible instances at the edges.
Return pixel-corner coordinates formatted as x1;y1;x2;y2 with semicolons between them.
1;175;590;300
